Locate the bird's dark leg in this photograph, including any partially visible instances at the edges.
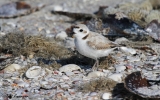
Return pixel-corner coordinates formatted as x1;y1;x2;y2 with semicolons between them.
97;59;99;69
92;58;99;71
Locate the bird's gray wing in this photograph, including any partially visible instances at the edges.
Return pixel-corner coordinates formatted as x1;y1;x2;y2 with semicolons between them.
87;32;118;50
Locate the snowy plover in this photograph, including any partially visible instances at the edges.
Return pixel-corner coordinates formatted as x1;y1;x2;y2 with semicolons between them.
73;24;118;70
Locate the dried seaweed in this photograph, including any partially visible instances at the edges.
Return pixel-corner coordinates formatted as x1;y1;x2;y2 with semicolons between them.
145;10;160;24
38;59;61;70
77;77;117;93
0;32;73;59
18;63;36;74
139;0;153;11
99;55;116;69
120;35;153;48
127;8;147;22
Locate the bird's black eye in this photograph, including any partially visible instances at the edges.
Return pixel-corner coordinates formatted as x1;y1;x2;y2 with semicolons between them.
79;29;83;32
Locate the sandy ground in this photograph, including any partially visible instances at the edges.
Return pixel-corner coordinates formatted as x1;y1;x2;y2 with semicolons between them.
0;0;141;35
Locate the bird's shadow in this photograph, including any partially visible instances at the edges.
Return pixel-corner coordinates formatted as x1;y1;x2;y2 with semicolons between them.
58;55;93;70
58;54;115;70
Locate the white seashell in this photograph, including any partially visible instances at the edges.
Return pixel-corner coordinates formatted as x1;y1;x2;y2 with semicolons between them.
30;81;40;87
73;70;81;74
147;56;158;61
41;81;48;85
18;82;29;87
45;33;54;37
46;30;50;34
56;88;64;93
55;31;68;40
15;89;24;96
47;77;58;82
153;65;160;69
0;32;6;36
145;28;152;33
120;47;136;54
0;79;3;86
59;64;81;72
45;68;53;74
127;56;140;62
53;70;63;75
6;22;16;27
150;85;159;90
87;71;105;78
68;89;76;96
145;61;158;65
102;92;112;100
115;37;129;44
4;64;21;72
25;66;45;78
102;69;111;76
60;84;70;89
61;75;70;80
87;97;98;100
114;65;126;72
108;73;123;82
53;5;63;11
89;92;97;96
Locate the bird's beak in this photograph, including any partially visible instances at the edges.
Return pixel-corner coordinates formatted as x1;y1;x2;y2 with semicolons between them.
71;25;79;38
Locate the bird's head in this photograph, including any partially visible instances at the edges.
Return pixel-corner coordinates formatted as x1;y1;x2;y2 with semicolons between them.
72;24;89;39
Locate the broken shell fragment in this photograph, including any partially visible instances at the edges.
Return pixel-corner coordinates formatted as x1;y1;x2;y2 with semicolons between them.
25;66;45;78
124;71;160;98
125;71;149;90
145;20;160;41
120;47;136;55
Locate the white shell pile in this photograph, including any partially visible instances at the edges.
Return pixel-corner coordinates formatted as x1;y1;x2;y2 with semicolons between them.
4;64;22;73
0;43;160;99
1;0;160;99
0;44;160;100
1;35;160;100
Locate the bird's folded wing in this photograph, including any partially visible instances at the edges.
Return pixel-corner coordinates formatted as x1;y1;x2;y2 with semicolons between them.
87;34;117;50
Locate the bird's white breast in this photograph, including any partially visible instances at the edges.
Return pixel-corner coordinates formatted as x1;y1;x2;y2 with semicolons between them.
74;38;114;60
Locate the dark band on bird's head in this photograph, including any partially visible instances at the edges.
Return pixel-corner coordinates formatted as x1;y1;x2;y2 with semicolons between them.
82;34;89;40
72;26;79;29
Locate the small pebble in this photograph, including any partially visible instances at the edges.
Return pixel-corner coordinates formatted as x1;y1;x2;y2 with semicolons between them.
108;73;123;82
87;71;105;78
102;92;112;100
55;31;68;40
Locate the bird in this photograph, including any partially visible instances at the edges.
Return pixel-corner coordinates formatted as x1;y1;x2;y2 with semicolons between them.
72;24;119;70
